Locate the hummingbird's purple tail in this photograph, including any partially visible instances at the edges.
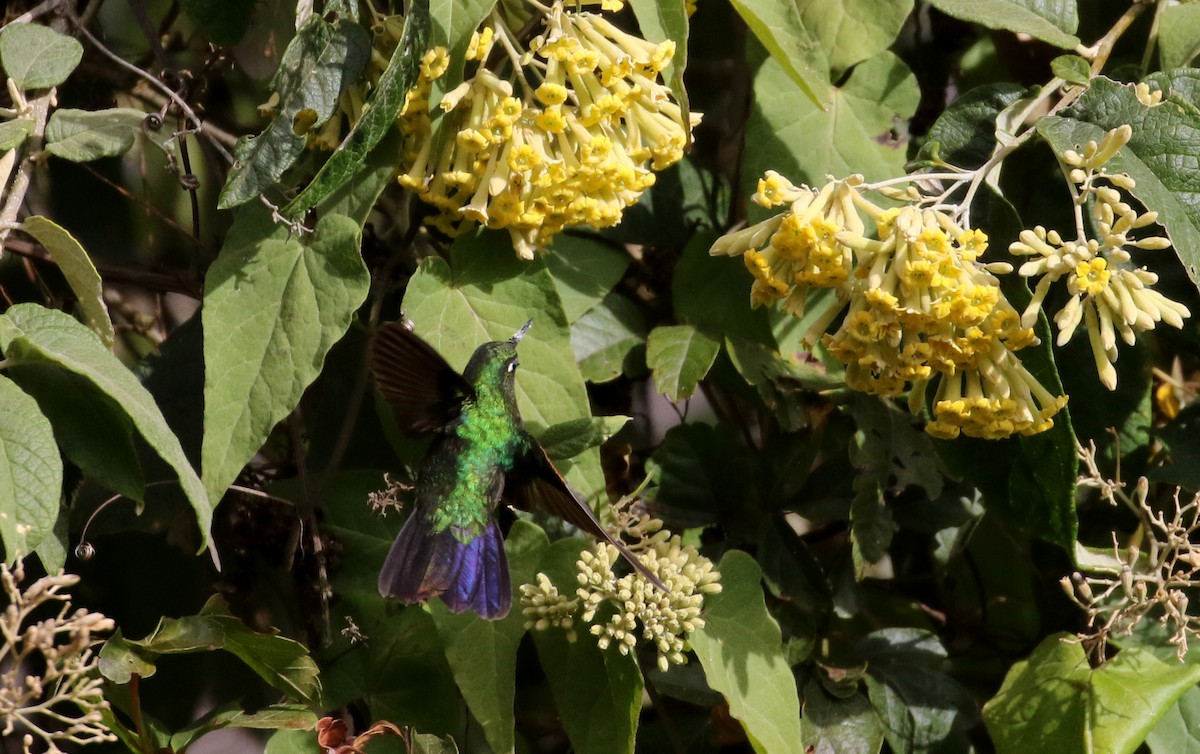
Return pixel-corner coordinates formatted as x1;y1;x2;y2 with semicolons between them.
378;514;511;619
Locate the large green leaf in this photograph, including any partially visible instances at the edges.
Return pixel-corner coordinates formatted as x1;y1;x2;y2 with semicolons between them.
0;304;211;553
742;45;919;223
1146;684;1200;754
544;235;629;324
531;537;643;754
10;364;143;503
0;23;83;89
646;324;720;401
219;16;371;208
984;635;1200;754
20;216;113;347
1159;4;1200;69
43;108;149;162
796;0;914;75
201;211;366;506
857;628;975;752
846;394;942;577
0;118;32;149
283;2;430;216
402;230;603;498
727;0;830;109
691;551;804;754
0;374;61;561
925;0;1079;49
429;521;548;754
572;292;646;384
1042;73;1200;292
800;680;885;754
98;595;321;703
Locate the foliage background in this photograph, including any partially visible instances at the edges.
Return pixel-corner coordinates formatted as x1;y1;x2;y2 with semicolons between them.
3;0;1200;753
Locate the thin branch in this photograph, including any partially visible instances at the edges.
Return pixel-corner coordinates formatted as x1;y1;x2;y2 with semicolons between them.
68;15;235;164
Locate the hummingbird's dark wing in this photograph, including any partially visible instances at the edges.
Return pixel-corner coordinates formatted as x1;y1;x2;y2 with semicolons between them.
372;322;473;436
507;440;669;593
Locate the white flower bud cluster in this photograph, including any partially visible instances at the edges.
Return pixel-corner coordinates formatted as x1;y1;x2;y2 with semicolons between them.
521;510;721;673
1;561;116;754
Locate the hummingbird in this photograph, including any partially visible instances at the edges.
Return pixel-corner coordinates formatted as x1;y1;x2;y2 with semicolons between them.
372;319;666;619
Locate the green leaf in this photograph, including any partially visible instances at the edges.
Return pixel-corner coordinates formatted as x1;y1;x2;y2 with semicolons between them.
0;374;61;561
538;416;629;462
179;0;256;45
201;212;366;506
675;231;775;346
1159;4;1200;69
919;83;1027;168
800;680;885;754
170;704;317;751
532;537;643;754
857;628;975;752
20;216;113;346
402;230;603;498
544;235;629;324
795;0;914;75
648;423;753;526
97;632;157;682
1146;683;1200;754
743;46;919;223
845;395;941;577
690;551;804;754
572;293;645;384
727;0;831;109
0;23;83;89
1050;55;1090;86
283;1;430;215
219;17;371;208
9;365;143;502
0;304;212;554
429;521;548;754
1042;74;1200;292
925;0;1079;49
100;595;322;703
646;325;720;401
43;108;148;162
0;118;33;150
413;733;460;754
628;0;691;128
265;729;323;754
983;635;1200;754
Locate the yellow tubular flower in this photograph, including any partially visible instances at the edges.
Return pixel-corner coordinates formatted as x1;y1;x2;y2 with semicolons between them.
391;1;699;256
715;172;1066;439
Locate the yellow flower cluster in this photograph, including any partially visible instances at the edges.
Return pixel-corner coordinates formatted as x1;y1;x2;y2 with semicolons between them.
386;2;699;258
520;512;720;672
712;172;1068;439
1011;125;1189;390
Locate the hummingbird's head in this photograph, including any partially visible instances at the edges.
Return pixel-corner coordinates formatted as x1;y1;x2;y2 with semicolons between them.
463;320;532;397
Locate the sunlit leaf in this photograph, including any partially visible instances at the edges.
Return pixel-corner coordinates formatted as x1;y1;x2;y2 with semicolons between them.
202;211;366;507
691;551;804;754
0;23;83;89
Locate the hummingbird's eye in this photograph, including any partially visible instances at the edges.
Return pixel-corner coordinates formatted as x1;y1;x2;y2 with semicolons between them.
507;359;518;373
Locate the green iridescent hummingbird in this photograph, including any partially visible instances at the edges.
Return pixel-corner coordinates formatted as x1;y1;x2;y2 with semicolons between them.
372;319;666;619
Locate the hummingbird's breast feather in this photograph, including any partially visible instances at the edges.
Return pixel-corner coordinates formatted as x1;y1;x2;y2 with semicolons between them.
420;397;523;541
